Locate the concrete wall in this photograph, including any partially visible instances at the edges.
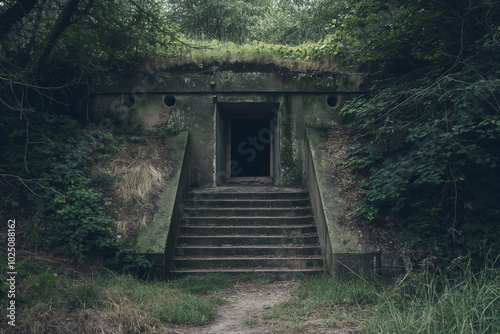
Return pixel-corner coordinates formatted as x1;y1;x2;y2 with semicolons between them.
132;131;190;279
87;70;362;187
305;127;380;276
305;127;407;277
87;70;408;277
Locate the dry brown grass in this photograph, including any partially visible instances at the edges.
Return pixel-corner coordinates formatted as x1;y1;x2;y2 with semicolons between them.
114;161;166;203
92;136;171;239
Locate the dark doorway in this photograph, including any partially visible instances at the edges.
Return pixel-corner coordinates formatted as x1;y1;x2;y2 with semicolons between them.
230;118;271;177
217;102;278;185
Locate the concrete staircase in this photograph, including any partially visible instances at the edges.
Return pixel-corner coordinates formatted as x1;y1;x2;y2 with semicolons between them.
170;187;324;280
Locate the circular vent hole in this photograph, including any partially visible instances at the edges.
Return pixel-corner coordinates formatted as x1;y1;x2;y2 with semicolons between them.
123;94;135;107
164;95;176;107
327;95;338;107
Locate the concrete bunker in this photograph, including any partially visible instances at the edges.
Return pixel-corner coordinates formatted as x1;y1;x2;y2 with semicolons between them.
86;69;404;278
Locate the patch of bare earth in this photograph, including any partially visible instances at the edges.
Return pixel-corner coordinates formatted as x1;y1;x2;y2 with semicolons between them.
163;280;363;334
164;281;296;334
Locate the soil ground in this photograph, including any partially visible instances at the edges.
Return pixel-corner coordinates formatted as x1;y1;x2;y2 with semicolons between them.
163;280;361;334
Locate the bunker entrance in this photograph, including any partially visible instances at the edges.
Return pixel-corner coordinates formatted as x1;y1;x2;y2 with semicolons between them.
217;102;278;185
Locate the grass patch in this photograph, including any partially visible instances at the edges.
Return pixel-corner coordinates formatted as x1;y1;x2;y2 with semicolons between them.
151;40;341;72
166;272;234;295
0;253;234;333
264;273;373;332
364;256;500;333
92;135;171;240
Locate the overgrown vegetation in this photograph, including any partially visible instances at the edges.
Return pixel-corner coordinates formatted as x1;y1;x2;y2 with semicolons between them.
92;135;171;240
166;0;345;45
1;0;183;270
263;255;500;333
1;252;498;333
365;255;500;333
1;2;499;330
154;40;340;72
0;112;154;270
334;0;500;260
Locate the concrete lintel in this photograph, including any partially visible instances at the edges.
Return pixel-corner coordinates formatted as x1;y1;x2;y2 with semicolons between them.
95;71;366;94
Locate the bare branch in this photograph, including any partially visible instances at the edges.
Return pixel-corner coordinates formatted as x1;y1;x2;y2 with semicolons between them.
0;174;66;200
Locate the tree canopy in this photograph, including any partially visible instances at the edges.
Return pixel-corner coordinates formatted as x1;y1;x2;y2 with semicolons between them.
1;0;499;267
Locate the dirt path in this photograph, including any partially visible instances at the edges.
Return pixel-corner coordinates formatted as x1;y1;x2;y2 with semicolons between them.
164;281;297;334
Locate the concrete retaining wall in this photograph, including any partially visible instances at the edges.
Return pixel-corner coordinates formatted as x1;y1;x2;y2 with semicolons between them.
131;131;190;279
305;127;403;277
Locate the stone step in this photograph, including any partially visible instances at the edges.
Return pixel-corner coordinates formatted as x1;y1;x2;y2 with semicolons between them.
177;235;319;246
187;191;309;201
185;207;312;217
179;225;317;236
172;187;324;280
185;198;311;208
174;246;322;257
169;268;323;280
183;216;314;226
172;257;324;269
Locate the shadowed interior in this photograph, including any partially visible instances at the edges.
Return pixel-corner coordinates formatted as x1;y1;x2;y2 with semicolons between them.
231;118;271;177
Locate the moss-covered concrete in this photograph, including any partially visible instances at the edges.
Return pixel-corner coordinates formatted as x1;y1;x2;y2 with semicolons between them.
131;131;189;279
85;70;408;278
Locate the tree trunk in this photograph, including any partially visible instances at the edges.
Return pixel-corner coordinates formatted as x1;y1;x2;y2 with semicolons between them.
31;0;81;71
22;0;48;66
0;0;39;40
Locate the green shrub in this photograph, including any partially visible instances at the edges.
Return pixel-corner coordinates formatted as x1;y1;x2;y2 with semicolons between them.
0;112;150;270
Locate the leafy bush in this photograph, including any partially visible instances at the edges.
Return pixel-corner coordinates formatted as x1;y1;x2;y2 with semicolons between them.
0;112;150;270
326;0;500;71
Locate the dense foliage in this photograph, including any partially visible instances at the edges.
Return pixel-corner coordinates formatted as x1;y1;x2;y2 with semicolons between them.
166;0;345;45
336;0;500;259
0;0;181;269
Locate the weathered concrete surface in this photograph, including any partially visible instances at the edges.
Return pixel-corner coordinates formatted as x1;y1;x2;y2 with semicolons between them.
131;131;189;278
87;70;365;188
86;69;407;278
305;127;381;276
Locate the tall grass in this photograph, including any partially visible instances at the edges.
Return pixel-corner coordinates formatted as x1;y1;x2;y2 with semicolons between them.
265;273;378;332
264;255;500;333
365;256;500;333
